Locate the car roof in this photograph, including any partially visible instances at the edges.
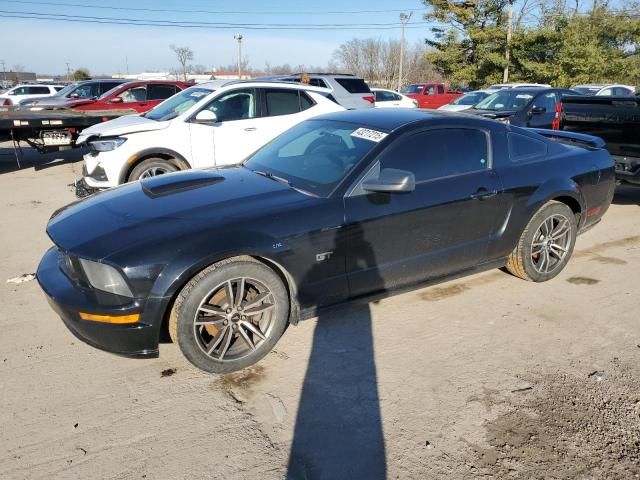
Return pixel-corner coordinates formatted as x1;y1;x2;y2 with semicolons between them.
312;108;496;132
12;84;62;88
216;80;332;93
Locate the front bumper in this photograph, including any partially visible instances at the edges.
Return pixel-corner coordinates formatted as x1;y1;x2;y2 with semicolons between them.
83;150;124;190
37;247;167;358
613;155;640;186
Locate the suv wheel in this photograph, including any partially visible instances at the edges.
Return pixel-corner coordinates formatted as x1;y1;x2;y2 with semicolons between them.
128;158;179;182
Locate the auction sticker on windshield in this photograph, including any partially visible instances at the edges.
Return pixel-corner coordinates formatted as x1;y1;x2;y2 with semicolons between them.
351;128;388;143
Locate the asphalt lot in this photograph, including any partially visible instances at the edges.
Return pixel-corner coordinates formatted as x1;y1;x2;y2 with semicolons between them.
1;143;639;479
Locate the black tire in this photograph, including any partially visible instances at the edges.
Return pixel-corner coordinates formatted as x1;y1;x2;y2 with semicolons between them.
170;258;289;374
127;157;179;182
506;201;577;282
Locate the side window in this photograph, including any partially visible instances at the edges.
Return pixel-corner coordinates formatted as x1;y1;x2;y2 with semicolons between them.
202;89;256;122
424;86;435;95
148;84;178;100
9;87;25;95
393;93;402;101
54;86;65;92
117;86;147;103
73;84;99;98
264;88;309;116
532;92;556;112
437;85;444;94
27;86;51;95
100;82;122;95
377;129;488;182
309;78;328;88
508;132;548;163
599;88;613;96
375;91;393;102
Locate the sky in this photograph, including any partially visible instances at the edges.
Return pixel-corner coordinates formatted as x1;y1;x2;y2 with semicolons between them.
0;0;432;75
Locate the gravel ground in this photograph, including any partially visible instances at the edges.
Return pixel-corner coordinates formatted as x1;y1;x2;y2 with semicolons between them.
1;144;639;479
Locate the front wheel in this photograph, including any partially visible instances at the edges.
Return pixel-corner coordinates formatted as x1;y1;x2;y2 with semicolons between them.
170;259;289;373
127;158;179;182
506;201;577;282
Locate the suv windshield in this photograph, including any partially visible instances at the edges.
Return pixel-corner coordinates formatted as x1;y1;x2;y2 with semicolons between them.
401;85;423;94
244;119;381;197
474;90;534;111
453;91;489;106
54;83;79;97
144;87;212;121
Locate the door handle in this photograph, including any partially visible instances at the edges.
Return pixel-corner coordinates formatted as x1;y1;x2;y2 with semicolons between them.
470;188;498;200
244;127;256;132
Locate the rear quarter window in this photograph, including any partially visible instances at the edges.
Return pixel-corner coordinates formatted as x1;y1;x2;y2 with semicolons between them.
508;132;548;163
334;78;371;94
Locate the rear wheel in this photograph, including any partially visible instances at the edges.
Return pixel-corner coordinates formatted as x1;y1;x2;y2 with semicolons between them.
169;259;289;373
128;157;179;182
506;201;577;282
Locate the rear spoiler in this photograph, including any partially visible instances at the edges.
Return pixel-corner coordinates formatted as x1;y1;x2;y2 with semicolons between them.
529;128;605;150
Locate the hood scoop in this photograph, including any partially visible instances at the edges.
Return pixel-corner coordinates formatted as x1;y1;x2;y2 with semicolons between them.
141;170;225;198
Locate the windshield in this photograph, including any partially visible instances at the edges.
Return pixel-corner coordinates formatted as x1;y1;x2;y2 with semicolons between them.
53;83;78;97
244;119;381;197
401;85;423;94
453;91;489;106
474;90;534;111
144;87;212;121
98;84;125;100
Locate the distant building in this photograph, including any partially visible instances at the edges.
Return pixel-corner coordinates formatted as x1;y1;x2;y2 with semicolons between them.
0;71;37;84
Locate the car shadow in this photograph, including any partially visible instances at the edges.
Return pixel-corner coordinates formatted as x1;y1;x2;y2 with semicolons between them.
287;224;387;480
612;186;640;206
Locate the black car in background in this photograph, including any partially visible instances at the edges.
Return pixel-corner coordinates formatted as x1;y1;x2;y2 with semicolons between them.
467;88;579;129
37;109;615;373
18;79;127;109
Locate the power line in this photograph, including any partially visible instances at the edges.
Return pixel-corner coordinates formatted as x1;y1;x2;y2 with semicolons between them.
0;9;433;29
0;0;427;15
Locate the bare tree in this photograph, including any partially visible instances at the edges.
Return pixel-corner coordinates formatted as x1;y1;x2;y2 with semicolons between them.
11;64;25;72
333;38;442;89
170;45;194;81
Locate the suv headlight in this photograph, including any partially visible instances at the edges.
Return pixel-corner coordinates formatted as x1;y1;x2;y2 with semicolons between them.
89;137;127;152
78;258;133;297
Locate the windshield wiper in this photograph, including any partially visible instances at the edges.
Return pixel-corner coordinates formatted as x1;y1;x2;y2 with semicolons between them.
251;169;318;197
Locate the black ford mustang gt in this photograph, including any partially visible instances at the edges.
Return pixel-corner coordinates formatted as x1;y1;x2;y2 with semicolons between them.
37;109;615;373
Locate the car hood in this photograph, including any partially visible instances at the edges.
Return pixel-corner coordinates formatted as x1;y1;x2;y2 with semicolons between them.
76;114;169;143
20;95;73;107
46;167;308;260
438;104;472;112
466;108;517;118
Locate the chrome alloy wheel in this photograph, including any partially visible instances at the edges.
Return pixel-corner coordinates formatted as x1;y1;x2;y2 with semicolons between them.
139;166;172;178
193;277;276;362
531;214;573;274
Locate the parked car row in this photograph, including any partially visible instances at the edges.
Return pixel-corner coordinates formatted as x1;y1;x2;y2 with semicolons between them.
0;84;64;105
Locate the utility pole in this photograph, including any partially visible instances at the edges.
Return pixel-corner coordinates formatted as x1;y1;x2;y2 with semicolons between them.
125;56;129;75
398;12;412;92
234;33;243;79
1;60;6;83
65;62;71;82
503;0;514;83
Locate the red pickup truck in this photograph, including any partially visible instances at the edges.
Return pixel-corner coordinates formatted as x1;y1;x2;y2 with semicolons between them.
400;83;463;109
64;81;192;113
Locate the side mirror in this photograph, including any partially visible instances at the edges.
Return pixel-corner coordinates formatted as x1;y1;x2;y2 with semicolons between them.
109;97;123;104
194;110;218;123
69;93;80;98
531;106;546;115
363;168;415;193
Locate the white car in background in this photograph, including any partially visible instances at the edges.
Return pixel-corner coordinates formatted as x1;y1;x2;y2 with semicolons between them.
571;84;635;96
485;82;551;92
0;84;63;106
77;80;345;192
371;88;418;108
438;90;491;112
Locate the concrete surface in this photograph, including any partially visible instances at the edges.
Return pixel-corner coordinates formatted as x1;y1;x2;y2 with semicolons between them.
0;144;639;479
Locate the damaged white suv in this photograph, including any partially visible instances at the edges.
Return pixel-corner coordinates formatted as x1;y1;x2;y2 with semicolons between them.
76;80;344;195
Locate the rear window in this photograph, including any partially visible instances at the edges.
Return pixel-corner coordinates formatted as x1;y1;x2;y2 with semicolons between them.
264;89;314;116
334;78;371;94
508;132;548;163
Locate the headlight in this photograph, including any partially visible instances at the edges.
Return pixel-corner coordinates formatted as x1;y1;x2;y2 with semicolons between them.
89;137;127;152
78;258;133;297
497;117;511;124
412;100;419;107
